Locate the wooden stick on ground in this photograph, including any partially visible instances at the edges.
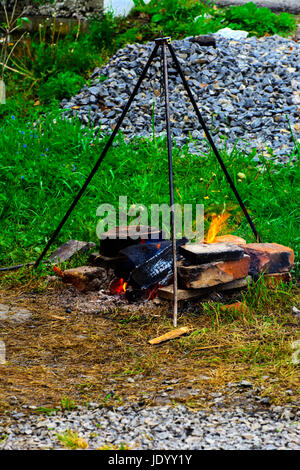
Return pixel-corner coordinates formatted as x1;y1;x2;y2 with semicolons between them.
148;327;191;345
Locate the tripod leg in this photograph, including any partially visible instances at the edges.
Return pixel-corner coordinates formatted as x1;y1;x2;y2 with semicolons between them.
161;41;178;328
167;42;261;243
35;43;160;268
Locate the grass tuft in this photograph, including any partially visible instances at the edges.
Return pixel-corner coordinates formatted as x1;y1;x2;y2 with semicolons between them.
56;429;88;450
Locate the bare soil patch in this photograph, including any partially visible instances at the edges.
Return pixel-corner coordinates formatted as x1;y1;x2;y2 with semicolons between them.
0;275;299;414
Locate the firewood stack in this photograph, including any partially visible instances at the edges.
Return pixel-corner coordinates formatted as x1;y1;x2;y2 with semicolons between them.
53;226;295;301
158;241;294;301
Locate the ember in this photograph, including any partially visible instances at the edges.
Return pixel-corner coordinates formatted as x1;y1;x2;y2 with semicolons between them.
110;277;127;295
147;283;162;300
53;266;64;277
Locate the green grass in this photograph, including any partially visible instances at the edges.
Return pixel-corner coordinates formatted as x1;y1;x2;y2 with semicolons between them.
0;105;299;274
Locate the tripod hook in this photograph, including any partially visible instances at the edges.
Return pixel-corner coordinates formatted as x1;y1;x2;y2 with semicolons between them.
155;37;171;45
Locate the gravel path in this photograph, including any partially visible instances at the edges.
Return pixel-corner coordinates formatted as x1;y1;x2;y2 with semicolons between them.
1;400;299;450
61;35;300;164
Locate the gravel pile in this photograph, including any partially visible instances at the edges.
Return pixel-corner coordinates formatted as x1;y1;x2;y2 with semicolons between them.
61;35;300;163
1;400;299;450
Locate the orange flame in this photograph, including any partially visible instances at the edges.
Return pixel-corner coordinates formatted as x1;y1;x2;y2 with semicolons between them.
110;278;127;295
205;213;230;243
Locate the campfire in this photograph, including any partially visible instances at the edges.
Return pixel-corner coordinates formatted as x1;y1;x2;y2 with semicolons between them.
54;218;295;307
205;212;231;243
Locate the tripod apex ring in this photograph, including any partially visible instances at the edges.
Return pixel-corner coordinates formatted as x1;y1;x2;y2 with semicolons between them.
155;37;171;44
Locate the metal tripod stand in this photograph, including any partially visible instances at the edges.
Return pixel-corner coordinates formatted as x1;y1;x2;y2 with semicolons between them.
35;37;261;328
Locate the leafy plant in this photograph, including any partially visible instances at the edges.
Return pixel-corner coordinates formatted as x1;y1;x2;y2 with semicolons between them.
127;0;297;41
129;0;213;38
38;71;85;102
223;2;297;37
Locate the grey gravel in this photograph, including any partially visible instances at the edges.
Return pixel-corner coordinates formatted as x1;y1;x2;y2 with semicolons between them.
0;401;299;450
61;34;300;164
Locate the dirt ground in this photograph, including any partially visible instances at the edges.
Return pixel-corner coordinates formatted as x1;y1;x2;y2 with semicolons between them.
0;274;299;415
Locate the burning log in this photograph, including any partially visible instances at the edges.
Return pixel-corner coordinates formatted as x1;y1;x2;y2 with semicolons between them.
178;255;250;289
88;252;127;271
117;240;171;279
100;225;165;257
131;237;188;289
120;240;170;268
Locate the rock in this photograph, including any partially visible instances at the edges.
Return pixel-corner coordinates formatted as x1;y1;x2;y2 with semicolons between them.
212;235;246;245
60;265;107;291
263;272;292;288
291;340;300;365
0;340;5;364
179;242;245;264
243;243;294;277
0;304;32;323
220;301;248;314
215;28;249;40
158;275;251;300
8;395;19;405
178;255;250;289
0;304;9;317
292;306;300;317
49;240;96;263
238;380;253;388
